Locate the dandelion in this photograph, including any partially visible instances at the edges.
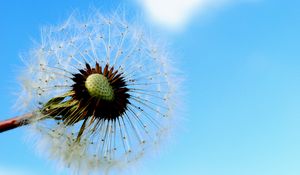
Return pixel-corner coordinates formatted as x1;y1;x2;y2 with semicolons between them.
1;11;179;174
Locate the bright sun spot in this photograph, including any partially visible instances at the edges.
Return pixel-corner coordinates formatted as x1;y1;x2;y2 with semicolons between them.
139;0;257;30
142;0;203;29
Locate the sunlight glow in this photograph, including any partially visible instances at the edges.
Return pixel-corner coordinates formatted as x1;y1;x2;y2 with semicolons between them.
142;0;203;28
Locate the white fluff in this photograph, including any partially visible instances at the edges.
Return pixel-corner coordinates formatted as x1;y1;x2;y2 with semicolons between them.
19;10;179;175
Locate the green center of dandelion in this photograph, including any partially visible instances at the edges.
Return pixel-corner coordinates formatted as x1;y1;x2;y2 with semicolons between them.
85;73;114;101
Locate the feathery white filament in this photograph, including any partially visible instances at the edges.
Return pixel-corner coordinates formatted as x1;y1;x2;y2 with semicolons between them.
19;11;178;175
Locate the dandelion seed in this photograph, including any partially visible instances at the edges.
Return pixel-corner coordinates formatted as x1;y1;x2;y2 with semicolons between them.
18;11;178;174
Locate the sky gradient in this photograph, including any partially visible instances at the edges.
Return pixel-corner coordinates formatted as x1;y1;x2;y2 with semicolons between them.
1;0;300;175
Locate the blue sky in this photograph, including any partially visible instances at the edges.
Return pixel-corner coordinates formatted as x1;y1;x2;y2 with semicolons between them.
1;0;300;175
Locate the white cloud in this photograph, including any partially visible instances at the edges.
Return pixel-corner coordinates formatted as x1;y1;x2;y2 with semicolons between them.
138;0;248;30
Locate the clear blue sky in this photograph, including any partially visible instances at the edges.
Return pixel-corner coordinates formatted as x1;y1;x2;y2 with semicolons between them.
1;0;300;175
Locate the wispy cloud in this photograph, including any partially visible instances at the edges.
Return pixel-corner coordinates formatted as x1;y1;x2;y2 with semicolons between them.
138;0;252;30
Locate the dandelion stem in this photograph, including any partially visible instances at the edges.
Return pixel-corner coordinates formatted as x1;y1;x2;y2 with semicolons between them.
0;113;33;133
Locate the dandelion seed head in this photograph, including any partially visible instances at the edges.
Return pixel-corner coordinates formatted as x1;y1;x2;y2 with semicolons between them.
19;10;179;174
